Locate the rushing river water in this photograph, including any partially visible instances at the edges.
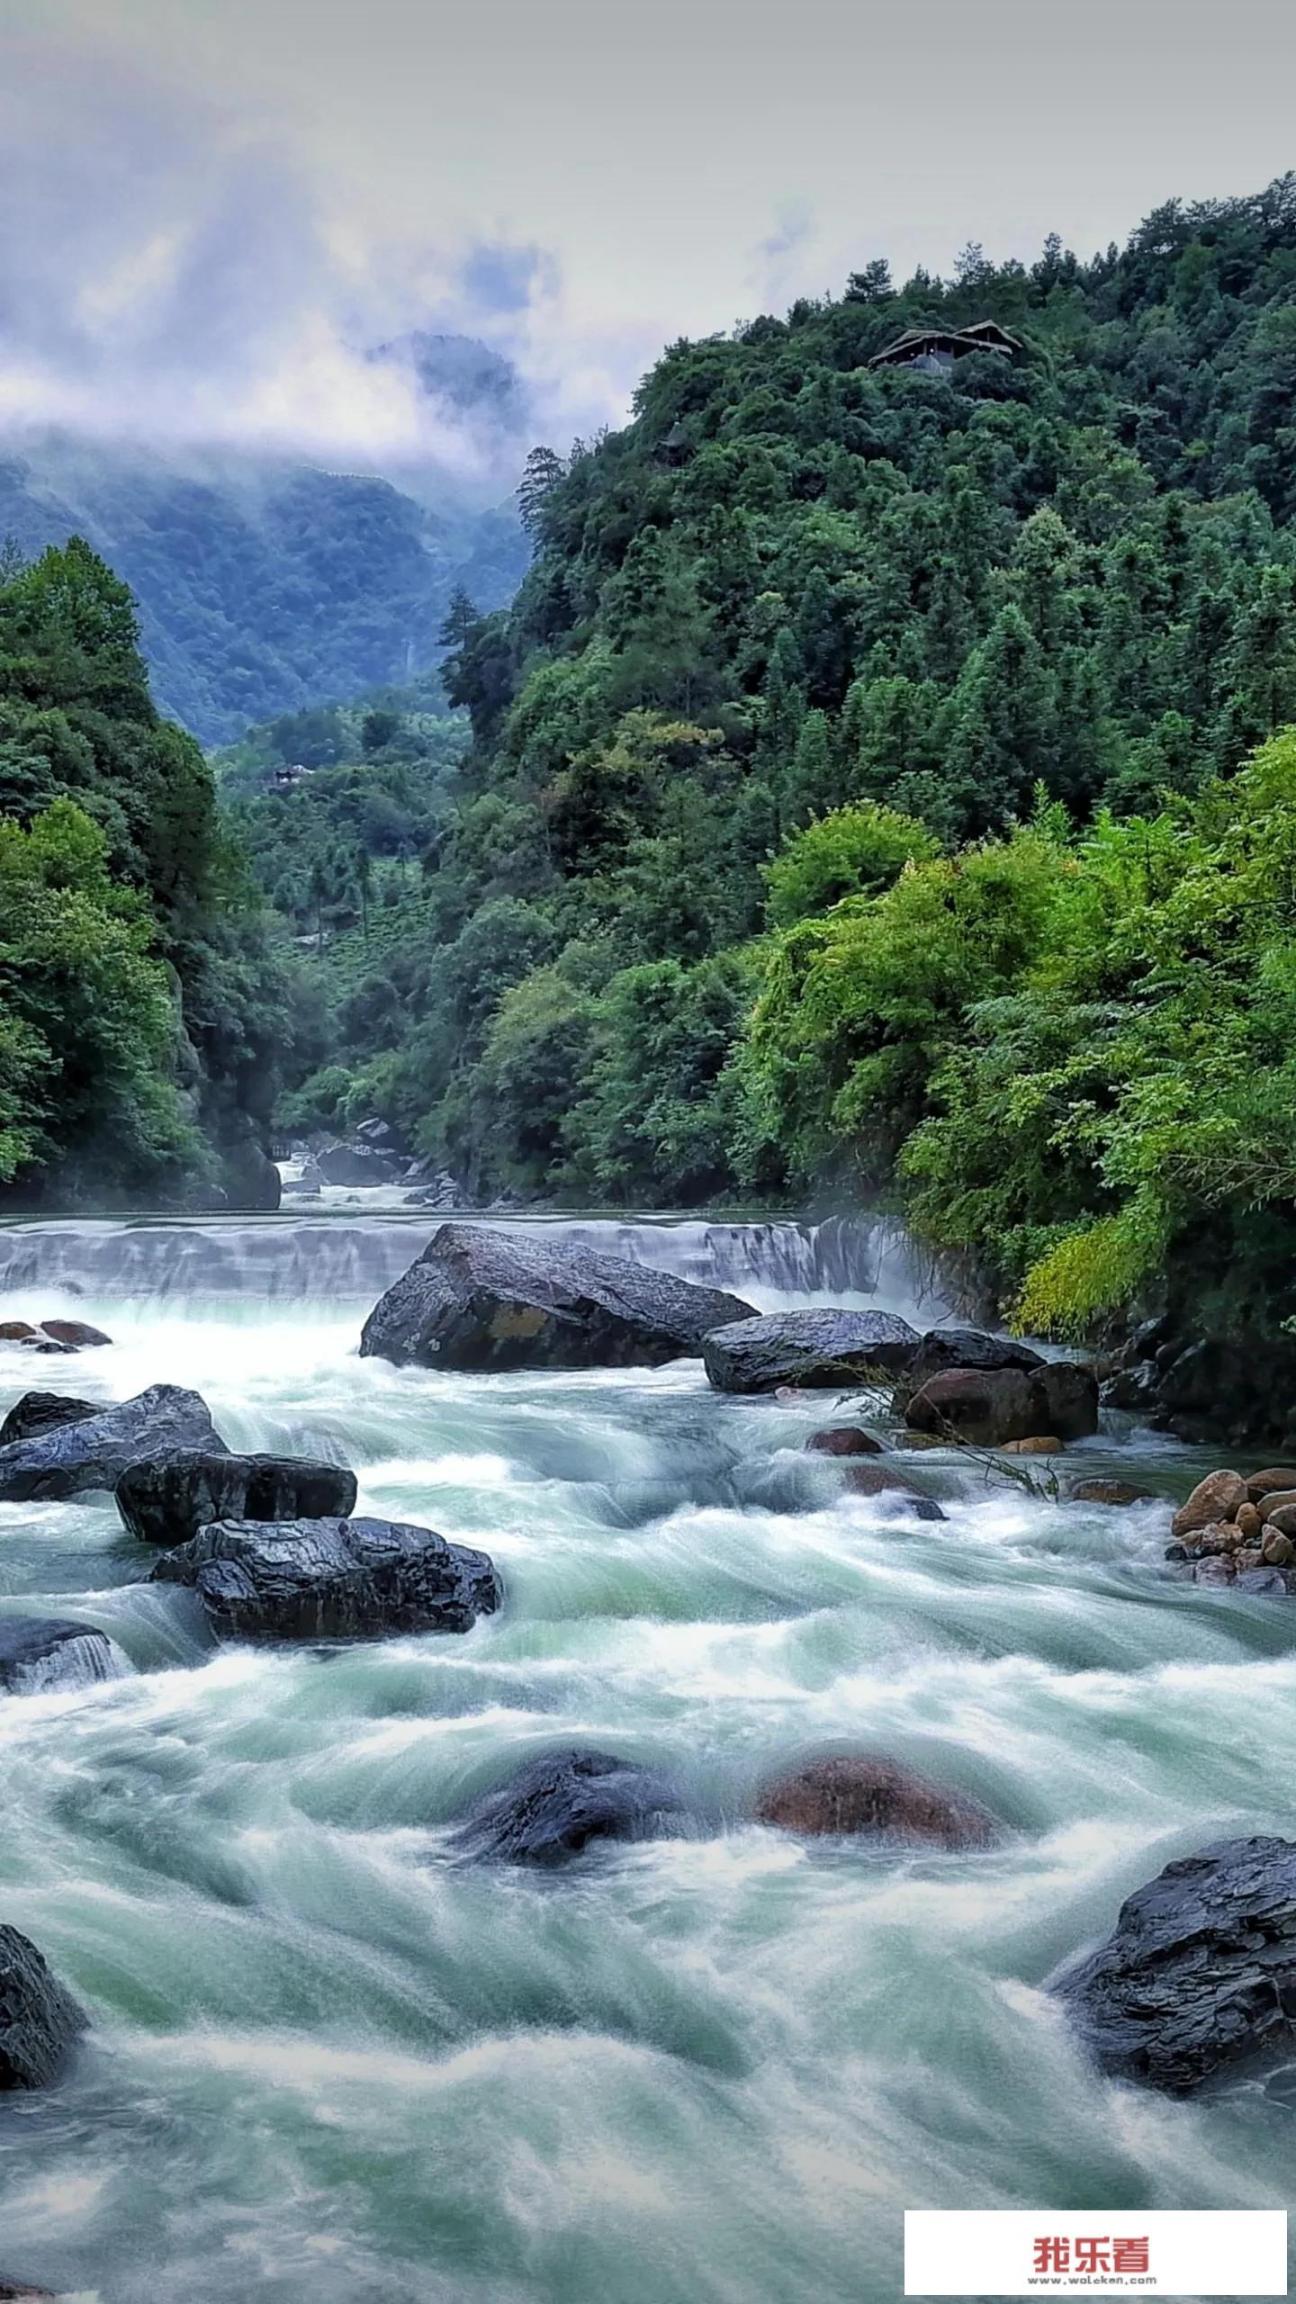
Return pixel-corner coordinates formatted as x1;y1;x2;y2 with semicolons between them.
0;1211;1293;2304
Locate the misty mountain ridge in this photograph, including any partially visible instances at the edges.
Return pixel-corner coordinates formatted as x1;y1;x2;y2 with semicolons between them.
0;330;534;744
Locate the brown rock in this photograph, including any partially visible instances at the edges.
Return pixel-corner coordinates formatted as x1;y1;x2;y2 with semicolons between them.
894;1430;947;1451
1262;1531;1294;1567
843;1464;946;1519
806;1427;884;1458
1235;1548;1266;1571
1245;1467;1296;1504
1068;1478;1157;1507
1171;1470;1248;1540
1197;1523;1240;1554
754;1754;998;1848
1234;1501;1264;1543
906;1366;1044;1447
38;1320;112;1350
1001;1435;1062;1455
1245;1492;1291;1529
0;1322;36;1343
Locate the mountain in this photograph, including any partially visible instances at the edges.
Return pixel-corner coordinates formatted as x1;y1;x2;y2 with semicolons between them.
0;435;529;746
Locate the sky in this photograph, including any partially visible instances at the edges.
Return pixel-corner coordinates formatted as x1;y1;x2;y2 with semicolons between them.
1;0;1293;488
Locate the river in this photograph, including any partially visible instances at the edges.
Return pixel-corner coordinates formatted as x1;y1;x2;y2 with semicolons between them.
0;1210;1292;2304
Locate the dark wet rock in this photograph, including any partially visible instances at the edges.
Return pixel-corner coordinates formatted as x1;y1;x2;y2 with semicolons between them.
1036;1361;1100;1440
893;1326;1042;1414
0;2280;58;2298
361;1221;757;1371
220;1137;281;1213
702;1309;919;1395
1057;1835;1296;2093
0;1617;126;1696
906;1361;1097;1446
1068;1477;1157;1508
451;1746;687;1865
151;1514;501;1642
281;1156;323;1199
0;1385;225;1504
316;1141;405;1186
116;1450;357;1547
37;1320;111;1350
0;1322;37;1343
0;1394;98;1449
0;1926;86;2091
843;1465;946;1519
806;1427;884;1457
755;1755;998;1848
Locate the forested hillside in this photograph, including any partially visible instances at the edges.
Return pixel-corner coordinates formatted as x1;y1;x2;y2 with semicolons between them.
0;440;527;744
269;179;1296;1380
0;539;295;1208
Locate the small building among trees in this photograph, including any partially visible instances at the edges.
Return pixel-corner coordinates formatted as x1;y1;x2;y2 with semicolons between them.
868;319;1022;373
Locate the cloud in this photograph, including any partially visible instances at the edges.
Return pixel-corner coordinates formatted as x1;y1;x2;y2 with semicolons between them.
0;34;561;489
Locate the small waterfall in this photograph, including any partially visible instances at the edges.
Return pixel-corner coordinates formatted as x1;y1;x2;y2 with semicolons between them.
0;1210;955;1320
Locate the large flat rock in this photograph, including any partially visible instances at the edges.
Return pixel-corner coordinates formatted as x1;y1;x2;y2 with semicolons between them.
359;1222;757;1371
702;1309;920;1394
151;1514;501;1641
1056;1835;1296;2093
0;1385;225;1503
116;1450;357;1546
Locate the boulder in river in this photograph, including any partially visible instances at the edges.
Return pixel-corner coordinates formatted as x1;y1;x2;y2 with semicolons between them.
451;1747;687;1865
905;1361;1098;1446
0;1617;127;1697
1056;1835;1296;2093
116;1450;358;1546
1246;1466;1296;1505
892;1326;1042;1414
755;1755;998;1848
805;1427;884;1457
702;1309;920;1395
316;1140;405;1186
0;1385;225;1503
0;1926;86;2091
0;1322;37;1343
0;2279;57;2298
151;1515;501;1641
0;1395;97;1449
36;1320;111;1351
360;1221;757;1371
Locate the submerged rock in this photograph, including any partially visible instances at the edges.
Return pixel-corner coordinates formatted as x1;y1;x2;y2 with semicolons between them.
0;1617;127;1697
842;1464;946;1519
1056;1835;1296;2093
1068;1477;1157;1508
806;1426;885;1457
360;1221;756;1371
0;1385;225;1503
0;1394;97;1449
755;1755;998;1848
451;1747;687;1865
151;1515;501;1641
116;1450;358;1546
702;1309;920;1395
0;1926;86;2091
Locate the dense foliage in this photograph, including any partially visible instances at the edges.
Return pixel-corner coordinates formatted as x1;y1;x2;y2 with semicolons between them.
0;539;290;1206
269;180;1296;1315
0;446;527;744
